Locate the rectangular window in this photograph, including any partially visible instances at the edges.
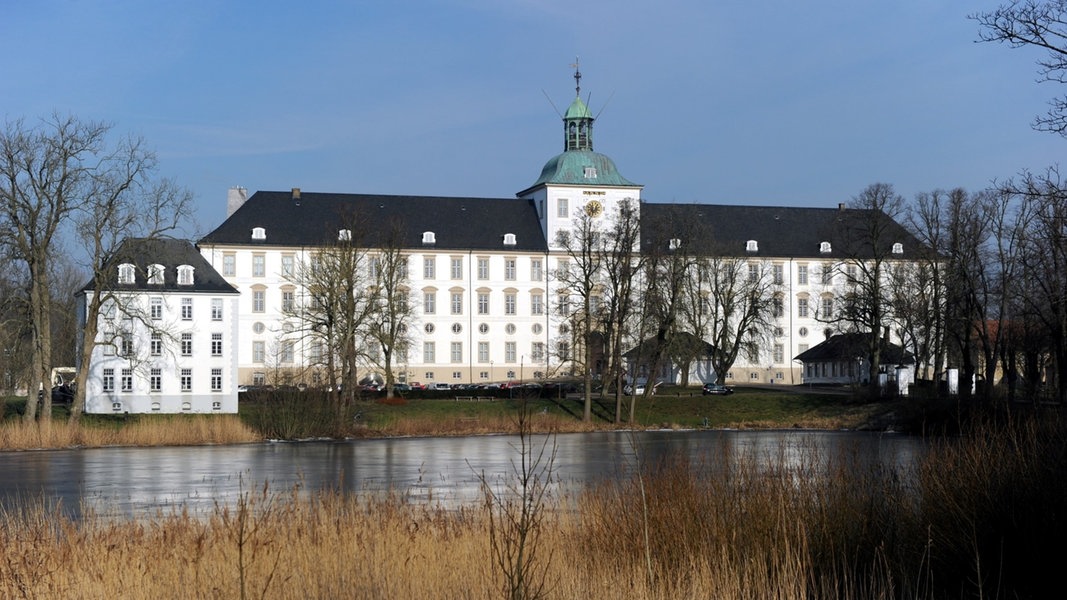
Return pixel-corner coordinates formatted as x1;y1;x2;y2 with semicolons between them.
102;368;114;392
451;257;463;280
150;368;161;393
211;368;222;392
773;297;784;318
505;341;516;363
557;198;569;218
121;368;133;393
223;254;236;277
451;292;463;315
150;333;162;356
822;263;833;285
280;341;294;364
797;264;808;285
531;294;543;316
773;344;784;364
478;341;489;363
558;294;570;316
450;342;462;363
847;264;857;283
281;254;294;278
253;341;265;364
211;298;223;321
252;254;265;277
423;291;436;314
532;342;544;361
821;297;833;319
773;264;784;285
748;263;759;283
477;257;489;280
557;341;570;361
181;368;192;392
798;298;809;318
282;290;295;312
181;333;193;356
504;259;516;280
150;297;163;320
477;293;489;315
505;293;516;315
423;341;435;363
181;298;193;320
556;258;569;279
253;290;265;313
211;333;223;356
531;258;543;281
423;257;435;279
121;335;133;357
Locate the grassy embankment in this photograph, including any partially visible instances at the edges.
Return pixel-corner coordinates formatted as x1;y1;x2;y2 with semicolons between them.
1;386;898;450
1;409;1063;599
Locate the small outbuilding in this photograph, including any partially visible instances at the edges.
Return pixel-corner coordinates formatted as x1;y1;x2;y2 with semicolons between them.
794;332;914;389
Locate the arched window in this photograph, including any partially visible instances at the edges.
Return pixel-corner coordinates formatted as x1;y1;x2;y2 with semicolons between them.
819;241;832;254
117;263;136;284
251;227;266;240
892;242;903;255
147;264;165;285
177;265;194;285
746;240;759;252
503;233;517;246
422;231;436;244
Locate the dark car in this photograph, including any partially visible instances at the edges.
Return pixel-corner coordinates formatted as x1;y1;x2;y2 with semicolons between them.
702;382;734;395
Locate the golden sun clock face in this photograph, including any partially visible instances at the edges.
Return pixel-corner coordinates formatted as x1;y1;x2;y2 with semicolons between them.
584;200;603;218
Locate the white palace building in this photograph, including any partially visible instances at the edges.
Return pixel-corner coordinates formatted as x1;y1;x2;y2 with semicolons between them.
193;74;922;393
81;73;924;412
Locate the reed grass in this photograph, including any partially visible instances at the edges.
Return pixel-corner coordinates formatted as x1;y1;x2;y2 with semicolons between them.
0;415;259;450
2;412;1063;599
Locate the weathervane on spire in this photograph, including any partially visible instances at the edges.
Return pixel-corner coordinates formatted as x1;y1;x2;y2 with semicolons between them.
571;57;581;97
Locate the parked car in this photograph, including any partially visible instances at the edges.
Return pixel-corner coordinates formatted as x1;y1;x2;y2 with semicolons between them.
702;382;734;395
430;382;452;390
624;379;662;396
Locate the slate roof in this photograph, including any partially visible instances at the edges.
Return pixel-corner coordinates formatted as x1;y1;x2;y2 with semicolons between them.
794;333;914;365
82;238;238;294
640;203;926;259
199;191;548;252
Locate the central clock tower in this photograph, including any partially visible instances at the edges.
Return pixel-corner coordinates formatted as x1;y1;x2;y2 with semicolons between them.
516;64;643;251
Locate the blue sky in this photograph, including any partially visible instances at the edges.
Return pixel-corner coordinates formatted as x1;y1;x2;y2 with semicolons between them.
1;0;1061;236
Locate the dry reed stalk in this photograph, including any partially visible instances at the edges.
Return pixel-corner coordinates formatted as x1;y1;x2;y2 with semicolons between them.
0;415;260;451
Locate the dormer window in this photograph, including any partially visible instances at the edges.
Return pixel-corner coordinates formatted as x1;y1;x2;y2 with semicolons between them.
583;166;597;179
338;229;352;241
503;233;517;246
669;238;682;251
746;240;759;252
422;231;436;245
251;227;266;240
117;263;136;284
819;241;832;254
177;265;194;285
147;264;165;285
892;242;904;255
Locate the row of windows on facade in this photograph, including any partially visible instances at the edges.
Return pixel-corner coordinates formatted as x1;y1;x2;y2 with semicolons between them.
242;285;840;324
225;253;548;282
117;263;196;285
104;331;225;358
104;297;225;321
100;367;225;393
249;340;558;366
226;252;887;292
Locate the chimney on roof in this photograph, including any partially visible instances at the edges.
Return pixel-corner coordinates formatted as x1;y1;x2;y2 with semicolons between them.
227;186;248;217
838;202;846;211
292;188;301;200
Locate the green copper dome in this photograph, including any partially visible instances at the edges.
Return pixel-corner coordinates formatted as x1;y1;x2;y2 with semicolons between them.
528;150;638;188
522;80;639;191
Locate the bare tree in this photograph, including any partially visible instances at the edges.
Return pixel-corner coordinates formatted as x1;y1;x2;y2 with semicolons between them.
70;174;194;422
0;115;189;423
597;198;642;423
365;222;415;398
554;212;604;422
685;251;780;386
974;0;1067;137
289;219;372;405
832;183;907;397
